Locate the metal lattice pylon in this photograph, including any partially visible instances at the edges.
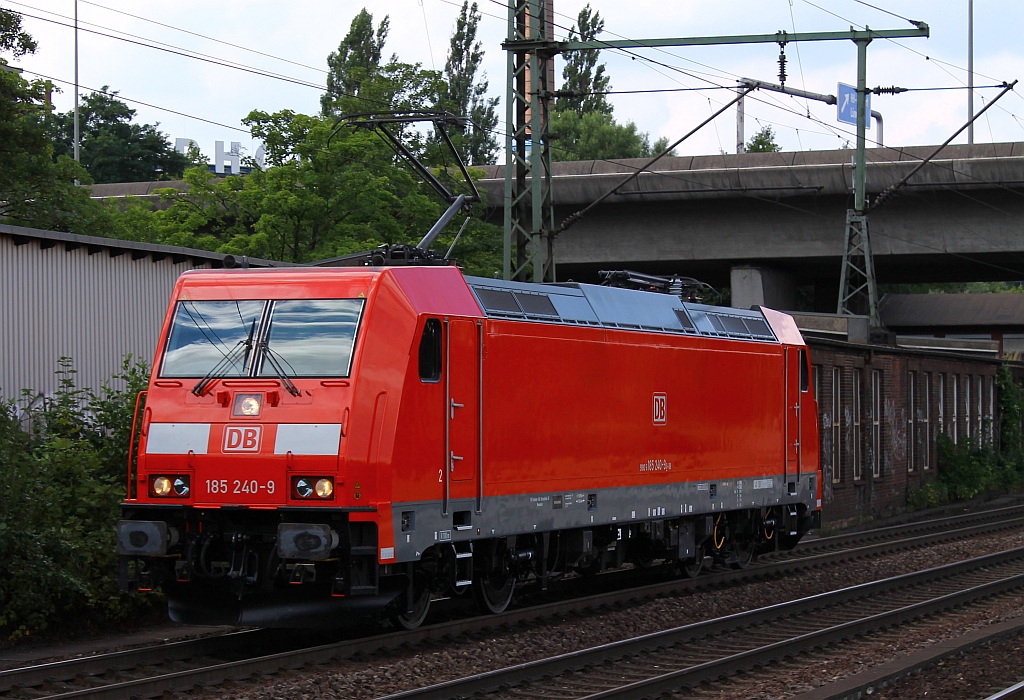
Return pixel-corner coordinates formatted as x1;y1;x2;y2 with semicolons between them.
837;211;880;326
503;0;556;283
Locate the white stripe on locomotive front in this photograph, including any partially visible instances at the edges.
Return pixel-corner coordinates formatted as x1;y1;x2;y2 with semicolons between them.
145;422;342;456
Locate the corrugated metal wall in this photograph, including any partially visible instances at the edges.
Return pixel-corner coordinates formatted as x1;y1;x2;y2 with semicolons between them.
0;236;207;404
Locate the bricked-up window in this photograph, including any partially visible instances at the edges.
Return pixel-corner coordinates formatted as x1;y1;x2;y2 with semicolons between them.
908;371;916;472
977;375;984;442
832;367;842;483
965;375;973;442
871;369;882;478
938;374;945;437
987;375;996;447
853;369;863;481
922;373;932;470
952;376;959;445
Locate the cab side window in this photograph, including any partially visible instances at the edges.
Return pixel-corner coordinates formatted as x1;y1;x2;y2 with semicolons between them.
418;319;442;382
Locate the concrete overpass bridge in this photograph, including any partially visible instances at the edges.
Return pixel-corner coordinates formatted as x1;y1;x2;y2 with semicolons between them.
478;142;1024;311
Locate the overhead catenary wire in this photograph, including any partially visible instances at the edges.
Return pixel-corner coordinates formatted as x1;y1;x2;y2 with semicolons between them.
801;0;1024;117
75;0;327;74
479;0;1024;270
869;80;1019;212
11;8;328;91
15;4;1021;189
533;0;1024;150
22;69;253;134
42;0;1017;156
10;2;500;139
557;86;754;233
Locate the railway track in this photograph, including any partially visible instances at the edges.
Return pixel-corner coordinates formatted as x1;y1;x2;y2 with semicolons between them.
986;681;1024;700
381;548;1024;699
3;503;1024;700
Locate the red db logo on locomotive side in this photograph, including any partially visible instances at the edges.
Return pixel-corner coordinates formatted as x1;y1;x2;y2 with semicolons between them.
224;426;263;452
652;393;667;425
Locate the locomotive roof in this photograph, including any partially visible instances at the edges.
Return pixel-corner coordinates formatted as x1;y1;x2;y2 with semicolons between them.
172;267;800;344
465;275;785;344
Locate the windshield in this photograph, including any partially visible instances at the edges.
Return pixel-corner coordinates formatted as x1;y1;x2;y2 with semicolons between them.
161;298;364;378
258;300;363;377
162;301;262;378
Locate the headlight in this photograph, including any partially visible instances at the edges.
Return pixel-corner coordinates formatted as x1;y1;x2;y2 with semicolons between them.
151;475;190;497
153;476;173;496
234;393;262;417
293;477;334;500
315;478;334;498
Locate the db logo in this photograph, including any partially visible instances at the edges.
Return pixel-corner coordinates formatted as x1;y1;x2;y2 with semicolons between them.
224;426;262;452
653;393;667;425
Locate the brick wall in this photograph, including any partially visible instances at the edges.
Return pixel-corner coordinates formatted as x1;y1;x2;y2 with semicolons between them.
807;338;1002;526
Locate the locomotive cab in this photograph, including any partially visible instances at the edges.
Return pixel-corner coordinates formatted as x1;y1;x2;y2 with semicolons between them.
118;268;409;625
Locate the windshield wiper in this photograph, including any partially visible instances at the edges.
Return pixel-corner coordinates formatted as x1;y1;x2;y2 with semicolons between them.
259;342;301;397
191;321;255;396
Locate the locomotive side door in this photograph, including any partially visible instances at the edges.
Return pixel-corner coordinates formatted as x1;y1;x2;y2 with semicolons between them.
443;317;482;515
785;347;804;477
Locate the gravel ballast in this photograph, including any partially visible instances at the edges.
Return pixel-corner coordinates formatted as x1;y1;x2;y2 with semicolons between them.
188;528;1024;700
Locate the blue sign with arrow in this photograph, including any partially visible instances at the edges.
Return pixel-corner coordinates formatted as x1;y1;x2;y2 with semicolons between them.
837;82;871;128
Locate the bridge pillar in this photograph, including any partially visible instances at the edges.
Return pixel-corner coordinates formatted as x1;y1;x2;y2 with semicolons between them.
731;266;796;311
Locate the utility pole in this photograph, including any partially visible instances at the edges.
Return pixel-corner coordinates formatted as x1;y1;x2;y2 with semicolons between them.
502;20;929;290
736;86;745;153
73;0;79;164
968;0;974;145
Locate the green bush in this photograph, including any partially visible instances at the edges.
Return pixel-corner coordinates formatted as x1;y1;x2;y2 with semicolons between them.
0;358;159;641
907;479;949;510
936;435;995;501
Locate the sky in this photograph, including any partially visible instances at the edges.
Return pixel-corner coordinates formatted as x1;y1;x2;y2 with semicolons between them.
6;0;1024;165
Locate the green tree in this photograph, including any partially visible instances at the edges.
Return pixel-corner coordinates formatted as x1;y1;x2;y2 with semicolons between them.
320;9;440;157
145;109;501;271
149;166;256;252
0;8;37;57
0;12;139;234
0;63;106;231
321;9;393;115
549;109;663;161
434;1;498;166
555;4;610;116
548;4;669;161
745;125;781;153
48;89;191;183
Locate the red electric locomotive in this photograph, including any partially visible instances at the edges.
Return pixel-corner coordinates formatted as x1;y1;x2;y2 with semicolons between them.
117;264;821;628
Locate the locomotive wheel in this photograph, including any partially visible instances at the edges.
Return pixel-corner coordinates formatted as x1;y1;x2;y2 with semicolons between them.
472;569;515;614
728;513;757;570
729;536;756;569
472;539;516;614
392;571;431;630
680;556;703;578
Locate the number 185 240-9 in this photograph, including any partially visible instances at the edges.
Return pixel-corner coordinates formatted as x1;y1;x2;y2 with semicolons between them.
206;479;276;495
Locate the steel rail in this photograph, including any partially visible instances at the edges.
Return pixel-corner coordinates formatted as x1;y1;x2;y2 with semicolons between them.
379;547;1024;700
785;502;1024;555
791;612;1024;700
4;504;1024;699
986;680;1024;700
0;630;264;690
